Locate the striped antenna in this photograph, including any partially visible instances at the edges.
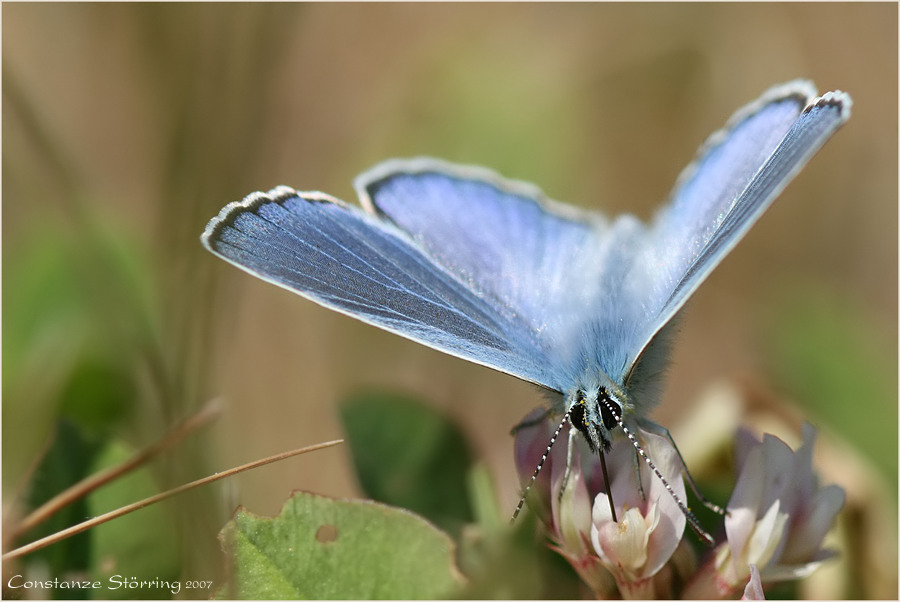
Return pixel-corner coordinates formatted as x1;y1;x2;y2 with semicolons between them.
599;396;715;546
511;407;572;520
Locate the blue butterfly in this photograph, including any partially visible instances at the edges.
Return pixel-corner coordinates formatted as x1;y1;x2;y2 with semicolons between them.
202;80;850;540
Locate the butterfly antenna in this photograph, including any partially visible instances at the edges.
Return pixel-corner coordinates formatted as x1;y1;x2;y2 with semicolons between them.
599;397;715;546
511;407;572;521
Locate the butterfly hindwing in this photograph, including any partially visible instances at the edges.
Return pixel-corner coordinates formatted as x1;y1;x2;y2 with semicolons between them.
357;160;614;335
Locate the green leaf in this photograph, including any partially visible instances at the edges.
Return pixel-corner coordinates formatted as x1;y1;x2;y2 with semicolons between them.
219;491;463;599
339;392;474;534
19;419;104;595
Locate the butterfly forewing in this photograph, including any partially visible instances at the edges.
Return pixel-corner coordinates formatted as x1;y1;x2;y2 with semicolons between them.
203;189;555;386
625;83;851;378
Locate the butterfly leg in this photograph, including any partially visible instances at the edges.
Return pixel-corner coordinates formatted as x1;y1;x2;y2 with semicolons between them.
510;406;554;434
557;427;577;507
632;444;647;502
640;420;727;516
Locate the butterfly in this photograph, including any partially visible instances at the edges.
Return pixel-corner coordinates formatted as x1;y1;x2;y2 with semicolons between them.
202;80;850;541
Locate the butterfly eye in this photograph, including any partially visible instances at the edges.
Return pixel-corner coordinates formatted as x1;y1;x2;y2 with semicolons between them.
568;397;599;453
569;400;586;429
599;389;619;432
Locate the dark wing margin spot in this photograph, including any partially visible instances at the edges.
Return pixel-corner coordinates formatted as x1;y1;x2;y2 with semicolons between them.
201;186;337;252
803;89;852;116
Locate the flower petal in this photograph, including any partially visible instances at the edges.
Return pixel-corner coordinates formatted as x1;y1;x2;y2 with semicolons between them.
741;564;766;600
781;484;845;563
592;505;656;581
553;463;594;556
746;500;788;568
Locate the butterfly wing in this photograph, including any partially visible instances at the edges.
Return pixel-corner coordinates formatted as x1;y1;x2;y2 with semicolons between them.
356;159;609;330
625;81;852;379
201;187;556;387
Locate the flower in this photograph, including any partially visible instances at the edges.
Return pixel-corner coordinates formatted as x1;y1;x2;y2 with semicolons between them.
514;411;689;597
589;428;687;591
716;423;844;588
513;409;845;599
513;409;615;594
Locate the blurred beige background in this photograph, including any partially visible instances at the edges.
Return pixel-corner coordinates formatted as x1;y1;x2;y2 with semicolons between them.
4;3;896;589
